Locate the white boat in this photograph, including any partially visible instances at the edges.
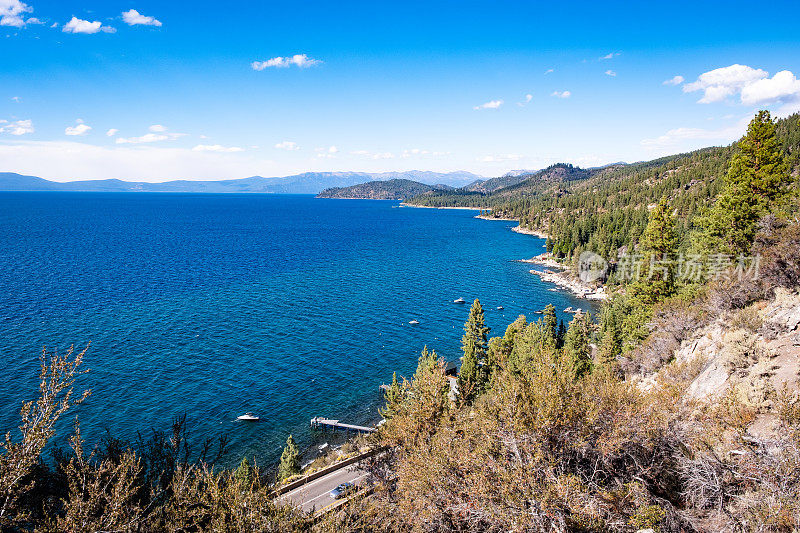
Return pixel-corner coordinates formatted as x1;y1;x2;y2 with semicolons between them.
496;306;504;310
453;297;466;304
237;412;260;421
409;319;420;325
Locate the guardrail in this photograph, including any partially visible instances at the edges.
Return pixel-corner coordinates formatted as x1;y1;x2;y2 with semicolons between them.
311;483;377;522
270;447;384;499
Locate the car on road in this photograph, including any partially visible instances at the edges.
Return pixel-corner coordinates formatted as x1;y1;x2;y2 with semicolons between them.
329;482;356;499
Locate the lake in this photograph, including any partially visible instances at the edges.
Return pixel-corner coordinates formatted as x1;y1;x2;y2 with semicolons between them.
0;193;591;465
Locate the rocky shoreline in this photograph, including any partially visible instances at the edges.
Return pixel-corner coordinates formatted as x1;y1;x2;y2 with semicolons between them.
473;215;518;222
511;225;549;239
399;203;482;211
411;208;607;300
519;253;608;301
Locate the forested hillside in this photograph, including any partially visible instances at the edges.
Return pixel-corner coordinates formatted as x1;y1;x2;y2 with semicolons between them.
409;113;800;265
317;178;451;200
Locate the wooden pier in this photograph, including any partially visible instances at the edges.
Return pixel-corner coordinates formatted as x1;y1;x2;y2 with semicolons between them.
310;416;376;434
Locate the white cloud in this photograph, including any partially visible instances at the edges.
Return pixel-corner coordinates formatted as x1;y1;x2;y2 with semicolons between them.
551;90;571;98
740;70;800;106
115;125;184;144
401;148;449;158
65;120;91;136
106;128;118;137
0;118;34;135
474;99;503;110
274;141;299;151
544;68;554;75
349;150;395;160
116;133;167;144
0;0;32;28
663;75;684;86
62;16;115;34
251;54;322;70
517;94;533;107
116;131;185;144
314;145;338;157
122;9;161;27
11;96;21;102
192;144;244;153
640;116;750;150
600;52;620;60
605;70;616;77
680;65;800;108
683;64;768;103
478;154;523;163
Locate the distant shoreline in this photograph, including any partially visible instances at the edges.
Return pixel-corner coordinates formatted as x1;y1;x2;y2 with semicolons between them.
317;196;396;200
399;203;482;211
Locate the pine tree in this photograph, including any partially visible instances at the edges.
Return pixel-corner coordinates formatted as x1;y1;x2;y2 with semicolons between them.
491;315;527;374
379;372;404;420
542;304;558;348
234;457;253;487
562;312;592;379
457;299;489;404
633;197;677;304
277;434;300;481
697;110;790;256
597;326;619;366
556;319;567;349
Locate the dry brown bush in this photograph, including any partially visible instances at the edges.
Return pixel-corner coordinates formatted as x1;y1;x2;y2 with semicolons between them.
626;297;706;375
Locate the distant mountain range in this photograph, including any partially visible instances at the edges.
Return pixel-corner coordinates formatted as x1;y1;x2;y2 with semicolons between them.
316;163;623;200
0;170;484;194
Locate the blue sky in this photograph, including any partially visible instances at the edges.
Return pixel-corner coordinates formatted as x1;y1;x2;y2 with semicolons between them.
1;0;800;181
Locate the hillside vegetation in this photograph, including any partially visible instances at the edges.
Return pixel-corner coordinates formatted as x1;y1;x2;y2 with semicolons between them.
409;113;800;267
317;178;451;200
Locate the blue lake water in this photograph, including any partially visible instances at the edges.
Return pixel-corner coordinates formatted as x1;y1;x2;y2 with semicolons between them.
0;193;591;466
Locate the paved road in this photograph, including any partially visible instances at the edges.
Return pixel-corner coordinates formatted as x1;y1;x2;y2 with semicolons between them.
278;464;370;514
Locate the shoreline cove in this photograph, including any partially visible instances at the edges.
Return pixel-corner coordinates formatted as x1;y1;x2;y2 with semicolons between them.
467;213;606;301
519;253;608;301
